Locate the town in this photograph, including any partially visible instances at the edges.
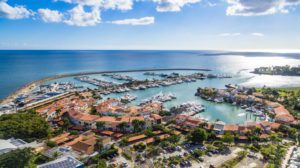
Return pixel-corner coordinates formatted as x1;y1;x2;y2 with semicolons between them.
0;71;299;168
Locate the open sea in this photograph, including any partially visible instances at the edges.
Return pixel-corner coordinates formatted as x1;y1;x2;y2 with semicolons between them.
1;50;300;124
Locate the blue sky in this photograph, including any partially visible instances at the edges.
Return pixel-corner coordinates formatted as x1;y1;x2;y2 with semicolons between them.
0;0;300;51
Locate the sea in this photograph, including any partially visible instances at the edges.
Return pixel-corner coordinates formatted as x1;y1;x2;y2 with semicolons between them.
1;50;300;124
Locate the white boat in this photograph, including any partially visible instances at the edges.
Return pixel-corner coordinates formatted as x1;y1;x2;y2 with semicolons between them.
121;94;137;103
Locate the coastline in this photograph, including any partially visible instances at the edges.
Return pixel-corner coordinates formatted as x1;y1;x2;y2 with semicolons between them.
0;68;211;106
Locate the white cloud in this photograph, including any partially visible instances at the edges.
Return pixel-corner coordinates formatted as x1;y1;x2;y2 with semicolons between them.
111;16;155;25
64;5;101;26
226;0;300;16
101;0;133;10
38;8;63;23
54;0;133;10
153;0;201;12
218;33;241;37
0;0;33;19
251;32;264;37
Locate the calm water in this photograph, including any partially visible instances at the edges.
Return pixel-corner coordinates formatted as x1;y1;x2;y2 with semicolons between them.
1;50;300;124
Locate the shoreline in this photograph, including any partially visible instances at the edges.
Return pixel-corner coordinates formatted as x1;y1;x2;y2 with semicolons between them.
0;68;211;105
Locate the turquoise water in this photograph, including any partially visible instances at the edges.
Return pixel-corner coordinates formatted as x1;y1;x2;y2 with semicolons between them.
49;71;262;124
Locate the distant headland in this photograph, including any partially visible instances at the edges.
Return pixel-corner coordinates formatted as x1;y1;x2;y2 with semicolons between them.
251;65;300;76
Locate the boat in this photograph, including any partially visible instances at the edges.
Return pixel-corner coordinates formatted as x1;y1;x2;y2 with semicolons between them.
171;102;205;115
121;94;137;103
225;84;237;89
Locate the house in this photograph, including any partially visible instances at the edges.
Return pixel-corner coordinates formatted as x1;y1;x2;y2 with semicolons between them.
260;121;280;133
223;124;239;133
175;115;205;129
50;132;72;145
0;138;28;155
213;121;226;134
37;156;84;168
64;131;97;156
275;113;295;124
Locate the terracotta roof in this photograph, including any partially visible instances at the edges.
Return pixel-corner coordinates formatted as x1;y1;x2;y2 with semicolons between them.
171;130;181;135
224;124;239;132
239;136;248;140
151;114;162;120
50;132;70;144
128;134;147;142
71;141;93;154
113;133;123;138
100;130;114;136
274;105;290;115
135;134;170;145
260;134;269;139
275;113;295;123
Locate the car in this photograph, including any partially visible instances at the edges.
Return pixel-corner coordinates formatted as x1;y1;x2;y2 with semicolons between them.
170;164;176;168
198;157;204;162
207;152;212;157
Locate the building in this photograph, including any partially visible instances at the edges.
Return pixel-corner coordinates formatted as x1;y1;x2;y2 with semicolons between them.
65;131;97;155
175;115;205;129
37;156;84;168
0;138;27;155
213;121;226;134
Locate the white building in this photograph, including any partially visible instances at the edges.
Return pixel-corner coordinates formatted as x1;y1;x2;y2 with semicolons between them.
0;138;27;155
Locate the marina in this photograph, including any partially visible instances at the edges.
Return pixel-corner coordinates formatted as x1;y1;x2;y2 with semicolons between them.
0;69;255;124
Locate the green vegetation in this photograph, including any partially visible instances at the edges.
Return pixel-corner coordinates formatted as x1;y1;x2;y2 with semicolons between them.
253;65;300;76
188;128;208;144
0;148;34;168
97;159;107;168
0;111;51;142
257;87;300;119
196;87;217;98
122;152;132;160
220;151;248;168
222;132;235;144
46;140;57;148
90;106;98;115
133;143;146;152
260;144;287;166
96;121;106;131
132;120;146;132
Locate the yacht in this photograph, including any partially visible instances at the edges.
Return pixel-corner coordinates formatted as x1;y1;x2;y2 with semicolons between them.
121;94;137;103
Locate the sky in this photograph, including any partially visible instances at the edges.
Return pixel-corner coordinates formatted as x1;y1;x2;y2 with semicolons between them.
0;0;300;51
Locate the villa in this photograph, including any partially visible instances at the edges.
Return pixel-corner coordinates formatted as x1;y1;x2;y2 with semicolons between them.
175;115;206;129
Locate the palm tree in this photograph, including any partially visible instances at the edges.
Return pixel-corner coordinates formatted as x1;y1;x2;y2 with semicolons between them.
117;122;128;133
132;120;146;132
96;121;105;131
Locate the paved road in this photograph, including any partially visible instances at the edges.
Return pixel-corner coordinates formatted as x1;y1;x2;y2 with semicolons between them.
282;145;295;168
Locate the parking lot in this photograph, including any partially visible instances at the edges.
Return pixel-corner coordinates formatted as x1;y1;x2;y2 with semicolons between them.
201;147;243;167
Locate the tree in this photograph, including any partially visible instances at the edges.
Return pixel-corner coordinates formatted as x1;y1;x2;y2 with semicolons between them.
132;120;146;132
117;122;128;133
167;134;180;144
0;148;33;168
90;106;98;115
0;112;51;142
46;140;57;148
222;132;234;144
62;116;71;131
188;128;207;144
96;121;106;131
97;159;107;168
